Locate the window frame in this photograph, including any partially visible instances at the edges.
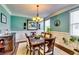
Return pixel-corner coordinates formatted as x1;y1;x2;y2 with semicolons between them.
70;7;79;36
44;19;50;32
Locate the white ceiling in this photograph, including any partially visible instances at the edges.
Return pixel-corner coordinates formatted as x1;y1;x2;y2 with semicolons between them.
6;4;75;18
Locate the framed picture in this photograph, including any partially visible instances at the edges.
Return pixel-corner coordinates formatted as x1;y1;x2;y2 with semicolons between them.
27;19;38;30
54;20;60;26
1;13;7;24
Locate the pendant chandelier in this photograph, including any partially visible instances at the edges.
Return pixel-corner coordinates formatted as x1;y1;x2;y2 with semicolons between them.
32;5;43;22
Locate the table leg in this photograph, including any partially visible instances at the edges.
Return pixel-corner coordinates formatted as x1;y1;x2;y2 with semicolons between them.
33;47;35;55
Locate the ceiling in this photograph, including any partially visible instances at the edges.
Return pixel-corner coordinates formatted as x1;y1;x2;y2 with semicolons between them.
6;4;75;18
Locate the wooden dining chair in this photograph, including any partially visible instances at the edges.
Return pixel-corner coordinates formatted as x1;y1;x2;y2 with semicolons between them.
41;32;52;38
25;33;33;54
39;37;56;55
45;32;52;38
41;32;45;38
25;33;45;55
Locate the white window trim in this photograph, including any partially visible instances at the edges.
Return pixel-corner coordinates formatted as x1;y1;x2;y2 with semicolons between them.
70;7;79;36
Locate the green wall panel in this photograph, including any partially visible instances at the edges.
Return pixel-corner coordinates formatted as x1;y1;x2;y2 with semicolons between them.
11;16;27;31
0;5;10;33
11;15;44;31
50;11;70;32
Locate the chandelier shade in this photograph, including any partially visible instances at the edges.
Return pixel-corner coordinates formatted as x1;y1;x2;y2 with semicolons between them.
32;5;43;22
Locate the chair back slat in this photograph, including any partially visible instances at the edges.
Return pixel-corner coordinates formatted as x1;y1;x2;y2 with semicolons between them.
45;33;52;38
44;37;56;54
41;32;52;38
25;33;31;47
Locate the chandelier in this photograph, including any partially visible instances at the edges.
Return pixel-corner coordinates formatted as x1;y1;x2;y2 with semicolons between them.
32;5;43;22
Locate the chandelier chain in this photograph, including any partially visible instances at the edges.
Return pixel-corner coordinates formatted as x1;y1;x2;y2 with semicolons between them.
37;5;39;17
32;5;43;22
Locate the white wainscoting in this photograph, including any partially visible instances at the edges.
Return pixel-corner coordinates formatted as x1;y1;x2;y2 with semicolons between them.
51;31;78;54
11;30;44;42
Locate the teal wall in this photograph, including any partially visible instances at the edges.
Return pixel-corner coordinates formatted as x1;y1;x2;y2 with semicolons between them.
50;11;70;32
0;5;10;33
11;15;44;31
11;16;28;31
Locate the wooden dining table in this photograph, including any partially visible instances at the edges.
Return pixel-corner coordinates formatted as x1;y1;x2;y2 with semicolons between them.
29;37;55;54
28;37;45;54
30;37;45;46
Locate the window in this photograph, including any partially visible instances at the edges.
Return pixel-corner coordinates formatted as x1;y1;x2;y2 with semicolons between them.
70;9;79;36
45;19;50;32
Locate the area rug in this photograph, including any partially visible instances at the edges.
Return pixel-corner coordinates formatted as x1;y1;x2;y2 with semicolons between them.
16;42;69;55
16;42;27;55
16;42;37;55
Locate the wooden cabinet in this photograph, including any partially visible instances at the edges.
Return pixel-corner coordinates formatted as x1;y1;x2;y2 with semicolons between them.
0;33;15;53
4;36;13;52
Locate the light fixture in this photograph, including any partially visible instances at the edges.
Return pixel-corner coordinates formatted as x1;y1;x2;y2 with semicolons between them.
32;5;43;22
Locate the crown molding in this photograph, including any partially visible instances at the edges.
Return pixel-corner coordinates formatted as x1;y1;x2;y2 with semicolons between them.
45;4;79;19
1;4;12;15
11;13;32;18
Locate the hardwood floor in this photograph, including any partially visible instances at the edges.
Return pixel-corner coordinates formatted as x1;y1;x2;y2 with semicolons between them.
55;43;74;55
0;41;75;55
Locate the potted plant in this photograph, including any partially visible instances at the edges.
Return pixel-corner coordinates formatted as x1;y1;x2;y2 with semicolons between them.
62;37;68;45
34;34;40;39
74;37;79;52
46;27;52;33
69;36;76;43
69;36;77;50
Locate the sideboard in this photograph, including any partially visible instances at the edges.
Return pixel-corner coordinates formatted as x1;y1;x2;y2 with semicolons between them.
0;33;16;54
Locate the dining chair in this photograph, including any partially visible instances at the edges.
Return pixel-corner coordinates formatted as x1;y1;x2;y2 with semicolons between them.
45;32;52;38
25;33;45;55
41;32;45;38
44;32;52;44
41;32;52;38
41;32;53;47
39;37;56;55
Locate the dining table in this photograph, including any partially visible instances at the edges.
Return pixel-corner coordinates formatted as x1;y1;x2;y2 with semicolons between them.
29;36;55;54
30;37;45;46
27;37;45;54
